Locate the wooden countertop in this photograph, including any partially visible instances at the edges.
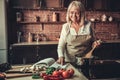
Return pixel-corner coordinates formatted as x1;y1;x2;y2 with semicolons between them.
11;40;120;47
11;41;58;47
102;40;120;43
6;63;88;80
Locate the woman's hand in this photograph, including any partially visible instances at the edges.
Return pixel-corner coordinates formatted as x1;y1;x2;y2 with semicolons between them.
57;57;65;65
84;40;102;58
92;40;102;49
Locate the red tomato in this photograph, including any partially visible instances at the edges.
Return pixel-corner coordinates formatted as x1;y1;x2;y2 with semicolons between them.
62;70;70;78
52;70;60;77
43;75;49;80
68;68;74;76
40;72;47;78
58;69;65;75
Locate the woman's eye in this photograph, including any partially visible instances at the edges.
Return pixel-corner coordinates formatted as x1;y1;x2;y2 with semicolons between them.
70;11;80;15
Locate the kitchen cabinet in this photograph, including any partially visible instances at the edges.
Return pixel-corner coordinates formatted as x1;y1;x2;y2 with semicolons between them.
9;41;58;64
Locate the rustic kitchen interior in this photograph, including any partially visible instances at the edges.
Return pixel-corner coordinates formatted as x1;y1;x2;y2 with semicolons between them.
0;0;120;80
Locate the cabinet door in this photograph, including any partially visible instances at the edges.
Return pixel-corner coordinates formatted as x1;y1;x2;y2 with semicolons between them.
11;45;58;64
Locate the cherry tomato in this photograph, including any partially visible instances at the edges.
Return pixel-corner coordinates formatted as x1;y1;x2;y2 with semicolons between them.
68;68;74;76
52;70;60;77
62;70;70;78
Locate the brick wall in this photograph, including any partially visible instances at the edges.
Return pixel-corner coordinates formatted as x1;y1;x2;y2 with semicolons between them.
18;10;120;42
18;10;66;42
86;11;120;40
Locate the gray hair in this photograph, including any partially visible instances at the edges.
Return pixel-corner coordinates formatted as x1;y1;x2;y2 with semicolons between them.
66;1;85;25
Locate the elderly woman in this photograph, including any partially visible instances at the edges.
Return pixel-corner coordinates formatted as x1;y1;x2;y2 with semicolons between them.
57;1;101;65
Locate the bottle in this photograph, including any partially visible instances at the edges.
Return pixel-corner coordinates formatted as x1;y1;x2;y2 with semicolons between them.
28;32;32;43
16;12;22;22
17;31;21;43
36;33;40;42
52;12;57;22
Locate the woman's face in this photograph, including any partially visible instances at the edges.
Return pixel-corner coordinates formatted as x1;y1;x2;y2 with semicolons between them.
69;6;80;23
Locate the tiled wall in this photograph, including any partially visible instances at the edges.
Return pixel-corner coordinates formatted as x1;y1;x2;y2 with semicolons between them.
17;10;120;42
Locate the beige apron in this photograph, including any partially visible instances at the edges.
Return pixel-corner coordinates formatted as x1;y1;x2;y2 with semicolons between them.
64;31;93;63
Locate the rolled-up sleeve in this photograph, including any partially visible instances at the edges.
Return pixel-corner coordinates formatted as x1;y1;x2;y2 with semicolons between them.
57;24;68;58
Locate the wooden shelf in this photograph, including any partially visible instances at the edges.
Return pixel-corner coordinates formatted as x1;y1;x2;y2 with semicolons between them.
91;21;120;23
13;7;67;11
17;21;66;24
11;41;58;47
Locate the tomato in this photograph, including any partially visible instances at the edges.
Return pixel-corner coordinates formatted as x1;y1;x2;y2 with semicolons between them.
52;70;60;77
40;72;47;78
58;69;65;75
62;70;70;78
0;73;5;78
43;75;49;80
68;68;74;76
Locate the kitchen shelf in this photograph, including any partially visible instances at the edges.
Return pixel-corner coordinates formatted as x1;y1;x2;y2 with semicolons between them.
17;21;66;24
13;7;67;11
11;41;58;47
91;21;120;23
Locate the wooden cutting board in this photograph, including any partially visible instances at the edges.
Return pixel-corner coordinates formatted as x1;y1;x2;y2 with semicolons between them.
6;73;32;78
6;64;33;78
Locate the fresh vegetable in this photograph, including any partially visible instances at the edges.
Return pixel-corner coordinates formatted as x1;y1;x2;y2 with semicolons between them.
43;75;49;80
41;67;74;79
40;72;47;78
43;75;63;80
68;68;74;76
32;73;40;79
62;70;70;78
52;70;60;76
0;73;6;80
58;69;65;75
46;67;56;75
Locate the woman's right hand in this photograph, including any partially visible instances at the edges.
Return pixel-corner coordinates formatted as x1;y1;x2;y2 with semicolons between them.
57;57;65;65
